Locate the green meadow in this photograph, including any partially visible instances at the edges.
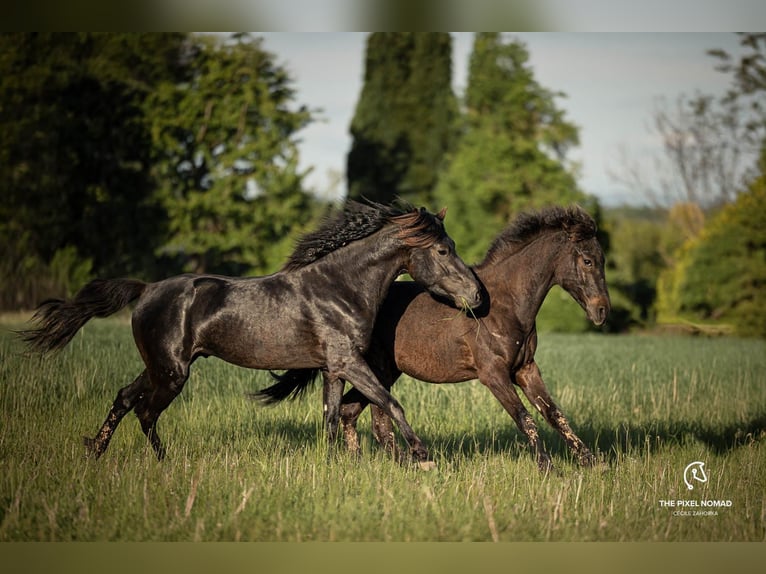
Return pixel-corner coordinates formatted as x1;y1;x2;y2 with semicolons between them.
1;316;764;541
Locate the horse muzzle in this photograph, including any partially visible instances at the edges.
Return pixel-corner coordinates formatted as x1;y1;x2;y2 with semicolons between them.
587;297;610;326
456;287;483;310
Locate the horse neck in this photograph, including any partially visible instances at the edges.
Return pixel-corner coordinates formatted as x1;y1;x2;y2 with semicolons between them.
305;227;407;312
476;232;562;329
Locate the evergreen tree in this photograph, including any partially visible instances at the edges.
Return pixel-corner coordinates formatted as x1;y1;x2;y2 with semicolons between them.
347;32;456;206
433;33;588;264
147;34;317;275
0;33;319;308
0;33;186;306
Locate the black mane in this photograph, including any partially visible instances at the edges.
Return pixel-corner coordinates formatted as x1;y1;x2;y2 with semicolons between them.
481;205;597;266
283;200;443;271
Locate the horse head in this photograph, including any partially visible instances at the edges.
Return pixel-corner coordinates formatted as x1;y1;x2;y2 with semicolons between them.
392;207;482;310
556;213;611;326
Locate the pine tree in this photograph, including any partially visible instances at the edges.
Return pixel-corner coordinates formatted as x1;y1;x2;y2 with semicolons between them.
347;33;456;206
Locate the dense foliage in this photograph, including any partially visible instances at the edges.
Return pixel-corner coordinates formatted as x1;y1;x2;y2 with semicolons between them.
147;34;316;275
0;33;186;307
426;34;600;332
674;162;766;336
0;33;317;308
649;34;766;337
2;32;765;336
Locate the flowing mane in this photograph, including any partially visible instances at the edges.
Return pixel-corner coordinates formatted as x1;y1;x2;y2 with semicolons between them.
480;205;597;266
283;200;446;271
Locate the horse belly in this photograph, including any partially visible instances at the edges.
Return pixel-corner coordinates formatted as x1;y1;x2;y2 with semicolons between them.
197;313;324;370
394;328;476;384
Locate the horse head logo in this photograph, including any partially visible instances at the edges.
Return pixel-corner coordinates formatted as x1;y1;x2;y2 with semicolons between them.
683;461;708;490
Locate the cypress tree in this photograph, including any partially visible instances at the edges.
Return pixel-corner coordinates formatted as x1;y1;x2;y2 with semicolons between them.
347;33;456;206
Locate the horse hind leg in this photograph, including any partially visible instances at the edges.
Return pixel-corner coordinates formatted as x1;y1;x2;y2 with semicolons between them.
339;389;366;456
133;365;190;460
84;370;150;459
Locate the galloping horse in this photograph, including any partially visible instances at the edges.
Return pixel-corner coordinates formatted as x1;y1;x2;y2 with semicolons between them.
21;201;482;464
257;205;610;471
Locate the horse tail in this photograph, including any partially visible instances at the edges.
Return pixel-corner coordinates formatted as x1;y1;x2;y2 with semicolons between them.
19;278;147;354
251;369;321;404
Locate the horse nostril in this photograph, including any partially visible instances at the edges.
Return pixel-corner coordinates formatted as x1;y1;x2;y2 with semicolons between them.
473;290;482;305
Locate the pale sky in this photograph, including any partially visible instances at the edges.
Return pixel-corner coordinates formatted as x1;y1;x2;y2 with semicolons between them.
257;32;747;206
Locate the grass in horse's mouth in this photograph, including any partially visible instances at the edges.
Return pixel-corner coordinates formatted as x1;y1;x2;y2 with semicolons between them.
439;296;484;340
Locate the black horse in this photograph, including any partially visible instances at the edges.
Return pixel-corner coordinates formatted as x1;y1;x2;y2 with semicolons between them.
257;205;610;471
20;201;482;464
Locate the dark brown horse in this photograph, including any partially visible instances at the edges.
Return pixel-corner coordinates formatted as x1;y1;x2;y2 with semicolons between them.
20;201;482;464
257;205;610;471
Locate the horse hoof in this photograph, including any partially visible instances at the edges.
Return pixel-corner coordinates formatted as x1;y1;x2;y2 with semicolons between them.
537;455;554;474
579;451;596;467
82;436;102;459
417;460;437;471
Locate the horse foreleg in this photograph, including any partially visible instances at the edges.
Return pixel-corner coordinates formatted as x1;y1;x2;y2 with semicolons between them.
515;361;595;467
479;369;553;473
340;366;402;460
84;370;150;459
342;394;401;458
330;352;433;469
322;371;344;450
370;404;402;461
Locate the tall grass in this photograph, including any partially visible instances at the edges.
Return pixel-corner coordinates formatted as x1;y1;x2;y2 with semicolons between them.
1;316;764;541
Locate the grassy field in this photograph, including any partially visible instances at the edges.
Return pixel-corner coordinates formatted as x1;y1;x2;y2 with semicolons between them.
0;314;764;541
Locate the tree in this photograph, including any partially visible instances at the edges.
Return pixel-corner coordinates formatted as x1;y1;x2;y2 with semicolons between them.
613;34;766;211
709;33;766;154
347;32;456;206
147;34;317;275
601;208;667;329
0;33;187;307
611;93;752;210
433;33;588;265
675;153;766;337
610;35;766;332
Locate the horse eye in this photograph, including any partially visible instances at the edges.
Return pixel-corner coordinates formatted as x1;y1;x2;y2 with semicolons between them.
583;258;593;267
437;247;449;256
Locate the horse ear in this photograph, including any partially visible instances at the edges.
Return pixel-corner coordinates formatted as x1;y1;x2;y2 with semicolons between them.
436;207;447;221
